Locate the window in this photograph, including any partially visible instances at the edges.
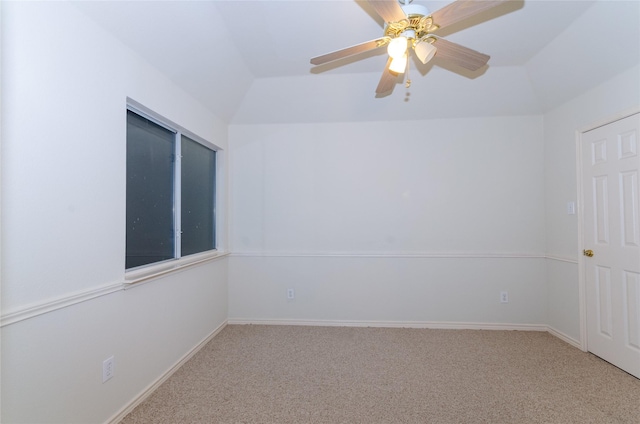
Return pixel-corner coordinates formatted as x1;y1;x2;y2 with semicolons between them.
126;109;216;269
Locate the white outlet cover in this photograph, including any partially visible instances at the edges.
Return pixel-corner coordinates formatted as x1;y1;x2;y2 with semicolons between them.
102;356;114;383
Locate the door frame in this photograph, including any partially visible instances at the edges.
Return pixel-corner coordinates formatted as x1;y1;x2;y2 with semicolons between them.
576;106;640;353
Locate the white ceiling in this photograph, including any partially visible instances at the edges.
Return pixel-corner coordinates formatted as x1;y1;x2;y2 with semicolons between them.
73;0;639;124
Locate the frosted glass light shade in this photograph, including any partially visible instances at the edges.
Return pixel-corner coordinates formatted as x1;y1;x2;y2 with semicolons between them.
387;37;408;59
389;55;407;73
415;41;437;64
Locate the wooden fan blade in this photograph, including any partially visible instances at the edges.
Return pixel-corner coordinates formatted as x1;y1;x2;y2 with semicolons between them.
367;0;407;23
311;38;388;66
432;38;489;71
376;57;397;94
431;0;509;31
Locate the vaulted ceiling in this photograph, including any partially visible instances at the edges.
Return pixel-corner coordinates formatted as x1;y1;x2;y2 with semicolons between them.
73;0;639;124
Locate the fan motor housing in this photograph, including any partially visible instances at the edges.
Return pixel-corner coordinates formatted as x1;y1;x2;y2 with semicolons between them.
384;4;438;41
401;4;430;17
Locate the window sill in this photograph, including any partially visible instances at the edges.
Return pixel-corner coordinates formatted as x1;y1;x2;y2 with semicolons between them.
124;250;229;287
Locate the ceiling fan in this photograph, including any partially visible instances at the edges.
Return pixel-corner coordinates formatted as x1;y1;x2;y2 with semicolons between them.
310;0;509;94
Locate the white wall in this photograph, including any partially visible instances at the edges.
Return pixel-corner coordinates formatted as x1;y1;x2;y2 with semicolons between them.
228;116;547;325
229;256;546;325
1;263;228;423
1;2;228;422
543;65;640;341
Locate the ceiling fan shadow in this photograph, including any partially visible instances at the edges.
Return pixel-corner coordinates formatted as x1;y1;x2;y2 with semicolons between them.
432;58;489;79
412;58;436;76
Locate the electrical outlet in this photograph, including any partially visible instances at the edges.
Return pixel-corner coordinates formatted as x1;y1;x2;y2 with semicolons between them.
287;288;295;300
500;291;509;303
102;356;114;383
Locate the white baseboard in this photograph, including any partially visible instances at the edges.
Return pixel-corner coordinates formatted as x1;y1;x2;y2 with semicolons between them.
227;318;549;332
105;320;228;424
229;320;584;349
546;325;582;349
230;251;545;259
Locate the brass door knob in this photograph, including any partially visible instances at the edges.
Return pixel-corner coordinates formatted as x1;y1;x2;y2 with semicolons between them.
583;249;594;257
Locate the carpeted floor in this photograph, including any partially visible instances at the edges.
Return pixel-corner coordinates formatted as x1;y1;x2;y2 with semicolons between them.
120;325;640;423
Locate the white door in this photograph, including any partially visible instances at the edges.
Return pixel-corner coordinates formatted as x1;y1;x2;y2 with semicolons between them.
582;112;640;378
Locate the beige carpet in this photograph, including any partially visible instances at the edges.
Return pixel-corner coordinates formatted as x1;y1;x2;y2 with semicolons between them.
120;325;640;423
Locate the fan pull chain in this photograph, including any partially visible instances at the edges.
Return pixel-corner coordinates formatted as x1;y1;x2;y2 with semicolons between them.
405;55;411;88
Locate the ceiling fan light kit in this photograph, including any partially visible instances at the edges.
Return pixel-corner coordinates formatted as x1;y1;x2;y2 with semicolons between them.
310;0;511;95
387;34;411;59
414;38;437;64
389;55;408;73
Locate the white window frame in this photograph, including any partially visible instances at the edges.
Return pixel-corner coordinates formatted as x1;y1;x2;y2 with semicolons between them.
124;101;225;285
